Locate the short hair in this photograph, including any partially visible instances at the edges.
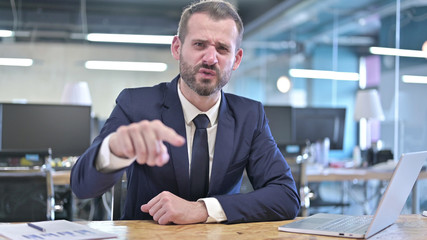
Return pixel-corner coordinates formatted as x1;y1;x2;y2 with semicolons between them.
177;0;244;50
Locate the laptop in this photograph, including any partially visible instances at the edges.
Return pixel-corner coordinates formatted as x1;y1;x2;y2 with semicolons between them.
279;151;427;239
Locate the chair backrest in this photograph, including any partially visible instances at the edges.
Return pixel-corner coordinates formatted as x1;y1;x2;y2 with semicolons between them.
111;172;127;220
107;143;309;219
0;149;54;222
277;142;310;216
0;168;55;222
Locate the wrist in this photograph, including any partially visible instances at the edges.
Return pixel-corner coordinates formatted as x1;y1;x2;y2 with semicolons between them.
196;201;209;223
109;133;128;159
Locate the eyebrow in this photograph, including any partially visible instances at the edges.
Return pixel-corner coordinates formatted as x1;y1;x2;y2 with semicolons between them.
217;42;230;49
192;38;231;48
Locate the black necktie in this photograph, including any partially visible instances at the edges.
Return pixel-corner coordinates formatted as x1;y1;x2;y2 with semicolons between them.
190;114;210;201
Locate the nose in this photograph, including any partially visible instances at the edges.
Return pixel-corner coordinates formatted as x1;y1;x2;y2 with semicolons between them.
202;46;218;66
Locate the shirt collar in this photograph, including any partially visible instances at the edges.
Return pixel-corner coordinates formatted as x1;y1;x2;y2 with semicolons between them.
177;79;221;127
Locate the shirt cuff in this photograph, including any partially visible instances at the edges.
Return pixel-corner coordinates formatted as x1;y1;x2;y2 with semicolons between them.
96;133;136;173
198;197;227;223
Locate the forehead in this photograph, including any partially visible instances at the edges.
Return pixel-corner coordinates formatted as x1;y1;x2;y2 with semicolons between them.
185;13;239;46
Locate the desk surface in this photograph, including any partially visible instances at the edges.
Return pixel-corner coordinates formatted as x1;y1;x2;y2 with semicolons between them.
52;170;71;185
79;215;426;240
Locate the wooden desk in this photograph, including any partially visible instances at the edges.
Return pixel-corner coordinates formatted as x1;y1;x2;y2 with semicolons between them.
79;215;426;240
52;170;71;185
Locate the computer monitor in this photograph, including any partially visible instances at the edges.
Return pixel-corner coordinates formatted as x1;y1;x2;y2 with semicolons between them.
0;103;91;158
263;105;293;145
292;107;346;150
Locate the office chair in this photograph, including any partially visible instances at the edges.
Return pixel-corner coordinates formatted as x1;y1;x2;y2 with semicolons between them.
108;146;309;219
111;172;127;220
277;142;311;216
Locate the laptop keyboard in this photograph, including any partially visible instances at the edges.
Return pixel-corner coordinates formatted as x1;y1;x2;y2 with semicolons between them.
316;215;372;233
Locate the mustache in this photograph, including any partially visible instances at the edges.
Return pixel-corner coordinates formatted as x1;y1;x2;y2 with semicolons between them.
196;63;219;74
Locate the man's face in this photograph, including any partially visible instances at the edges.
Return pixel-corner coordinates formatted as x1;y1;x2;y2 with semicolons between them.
173;13;243;96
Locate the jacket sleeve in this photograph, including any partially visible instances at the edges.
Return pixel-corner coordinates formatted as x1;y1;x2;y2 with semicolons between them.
70;89;132;199
215;103;301;223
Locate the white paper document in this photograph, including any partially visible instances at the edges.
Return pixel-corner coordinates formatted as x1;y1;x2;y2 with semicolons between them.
0;220;117;240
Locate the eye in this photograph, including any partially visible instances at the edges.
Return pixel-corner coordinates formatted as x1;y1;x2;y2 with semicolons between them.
217;45;229;54
194;42;205;48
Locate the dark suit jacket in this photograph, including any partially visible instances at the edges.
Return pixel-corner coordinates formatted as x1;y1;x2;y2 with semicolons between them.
70;75;300;223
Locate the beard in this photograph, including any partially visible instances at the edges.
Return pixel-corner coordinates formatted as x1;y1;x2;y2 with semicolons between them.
179;56;232;96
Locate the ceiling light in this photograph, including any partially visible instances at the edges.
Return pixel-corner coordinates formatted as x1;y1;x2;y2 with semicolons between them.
85;61;167;72
289;69;359;81
86;33;174;45
402;75;427;84
358;18;367;26
369;47;427;58
0;58;33;67
0;30;14;37
276;76;292;93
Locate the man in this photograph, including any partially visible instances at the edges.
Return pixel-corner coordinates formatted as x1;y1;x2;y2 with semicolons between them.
71;0;300;225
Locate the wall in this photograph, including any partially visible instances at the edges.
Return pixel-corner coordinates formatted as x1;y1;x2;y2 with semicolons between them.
0;42;179;119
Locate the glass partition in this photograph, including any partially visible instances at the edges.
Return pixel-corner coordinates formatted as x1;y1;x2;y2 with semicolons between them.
230;0;427;162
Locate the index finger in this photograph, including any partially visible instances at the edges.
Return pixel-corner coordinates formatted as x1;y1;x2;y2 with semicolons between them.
141;192;161;212
151;120;185;147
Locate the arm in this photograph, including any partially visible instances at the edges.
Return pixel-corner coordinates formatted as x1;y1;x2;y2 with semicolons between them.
70;89;185;199
216;103;301;223
70;93;133;199
140;191;209;225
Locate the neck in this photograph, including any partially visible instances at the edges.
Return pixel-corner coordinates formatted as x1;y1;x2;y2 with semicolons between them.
179;78;220;112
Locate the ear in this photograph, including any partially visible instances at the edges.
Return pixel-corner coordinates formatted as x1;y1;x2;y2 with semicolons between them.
232;48;243;71
171;35;181;60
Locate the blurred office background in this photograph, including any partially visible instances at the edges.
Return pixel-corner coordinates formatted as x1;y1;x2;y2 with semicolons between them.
1;0;426;219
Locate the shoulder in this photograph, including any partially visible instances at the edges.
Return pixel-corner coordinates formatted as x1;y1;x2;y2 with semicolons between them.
224;92;262;106
117;82;169;103
114;82;173;121
222;92;267;132
223;92;264;116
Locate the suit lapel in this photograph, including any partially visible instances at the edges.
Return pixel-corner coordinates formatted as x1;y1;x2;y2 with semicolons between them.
209;92;235;195
161;76;191;200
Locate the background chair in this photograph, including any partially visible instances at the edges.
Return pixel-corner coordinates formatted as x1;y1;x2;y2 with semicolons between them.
0;168;55;222
0;149;55;222
277;142;310;216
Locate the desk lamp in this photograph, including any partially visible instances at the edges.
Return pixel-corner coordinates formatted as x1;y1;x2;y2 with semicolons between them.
61;81;92;106
354;89;384;166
